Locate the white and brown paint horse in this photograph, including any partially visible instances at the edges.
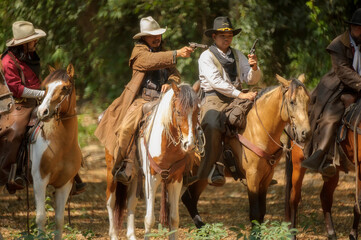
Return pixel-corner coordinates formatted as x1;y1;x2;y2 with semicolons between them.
105;83;199;240
182;74;311;227
30;64;81;240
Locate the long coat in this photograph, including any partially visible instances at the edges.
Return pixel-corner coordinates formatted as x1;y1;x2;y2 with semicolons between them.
306;31;361;156
94;43;180;157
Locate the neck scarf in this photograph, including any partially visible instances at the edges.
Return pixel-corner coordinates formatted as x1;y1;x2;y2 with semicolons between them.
350;34;361;76
209;44;237;82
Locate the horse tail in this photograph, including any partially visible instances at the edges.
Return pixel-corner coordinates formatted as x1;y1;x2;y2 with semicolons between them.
285;137;293;215
159;181;169;226
114;182;128;228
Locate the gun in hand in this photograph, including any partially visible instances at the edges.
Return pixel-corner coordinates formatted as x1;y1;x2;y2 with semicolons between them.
189;42;208;49
249;39;258;67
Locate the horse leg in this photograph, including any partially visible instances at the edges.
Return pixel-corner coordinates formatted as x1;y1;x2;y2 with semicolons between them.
54;180;73;240
32;175;50;234
289;155;306;229
144;174;161;239
167;180;183;240
106;190;118;240
181;179;208;228
126;178;138;240
246;170;263;223
349;177;361;240
320;171;339;240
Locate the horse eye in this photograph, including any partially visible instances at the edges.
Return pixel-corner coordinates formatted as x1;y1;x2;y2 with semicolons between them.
290;100;295;105
62;86;68;91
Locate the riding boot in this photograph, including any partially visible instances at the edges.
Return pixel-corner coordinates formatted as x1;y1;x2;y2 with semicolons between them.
302;149;336;177
208;162;225;186
113;144;136;185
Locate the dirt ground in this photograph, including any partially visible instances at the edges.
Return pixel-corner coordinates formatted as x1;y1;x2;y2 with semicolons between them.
0;142;358;240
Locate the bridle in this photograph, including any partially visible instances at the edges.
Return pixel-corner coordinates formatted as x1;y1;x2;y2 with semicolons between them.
52;78;76;121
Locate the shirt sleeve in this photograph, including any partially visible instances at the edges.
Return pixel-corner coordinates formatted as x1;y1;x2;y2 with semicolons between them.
237;51;262;85
198;51;241;98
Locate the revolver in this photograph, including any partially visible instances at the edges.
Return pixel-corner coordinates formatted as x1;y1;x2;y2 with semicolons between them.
249;39;258;67
189;42;208;49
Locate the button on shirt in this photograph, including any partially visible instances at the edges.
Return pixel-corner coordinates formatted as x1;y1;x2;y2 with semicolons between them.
199;47;262;98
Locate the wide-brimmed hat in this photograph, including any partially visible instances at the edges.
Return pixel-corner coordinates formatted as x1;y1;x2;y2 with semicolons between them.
133;16;167;40
345;8;361;26
6;21;46;47
204;16;242;38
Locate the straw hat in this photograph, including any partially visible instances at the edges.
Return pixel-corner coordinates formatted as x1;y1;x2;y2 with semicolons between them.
6;21;46;47
204;16;242;38
133;16;167;40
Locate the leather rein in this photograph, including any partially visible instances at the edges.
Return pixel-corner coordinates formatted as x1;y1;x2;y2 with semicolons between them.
53;79;77;121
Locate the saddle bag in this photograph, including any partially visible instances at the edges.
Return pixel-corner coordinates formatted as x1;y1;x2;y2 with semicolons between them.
0;69;14;115
223;98;253;130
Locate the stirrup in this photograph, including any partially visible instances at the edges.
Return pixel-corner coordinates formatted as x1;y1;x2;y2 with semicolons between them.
114;169;133;185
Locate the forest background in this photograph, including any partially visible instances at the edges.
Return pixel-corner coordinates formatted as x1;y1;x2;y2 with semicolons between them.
0;0;360;107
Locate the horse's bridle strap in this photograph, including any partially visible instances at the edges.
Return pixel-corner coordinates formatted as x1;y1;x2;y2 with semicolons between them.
236;133;282;164
144;137;187;180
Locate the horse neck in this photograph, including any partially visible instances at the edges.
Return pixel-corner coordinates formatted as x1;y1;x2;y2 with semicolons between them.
244;86;287;153
146;94;184;161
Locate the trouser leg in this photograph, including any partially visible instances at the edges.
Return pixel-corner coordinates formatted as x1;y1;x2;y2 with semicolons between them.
302;99;344;176
113;98;146;184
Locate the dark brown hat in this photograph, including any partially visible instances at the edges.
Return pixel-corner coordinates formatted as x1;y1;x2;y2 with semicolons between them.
204;16;242;38
345;8;361;26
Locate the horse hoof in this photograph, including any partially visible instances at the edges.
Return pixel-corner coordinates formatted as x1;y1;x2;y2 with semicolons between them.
193;215;205;228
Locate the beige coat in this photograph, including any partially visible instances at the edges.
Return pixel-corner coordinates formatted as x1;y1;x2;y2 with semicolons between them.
95;43;180;157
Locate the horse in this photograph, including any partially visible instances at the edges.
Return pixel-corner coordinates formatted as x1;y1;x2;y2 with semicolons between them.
285;100;361;240
105;82;200;240
30;64;82;240
181;74;311;227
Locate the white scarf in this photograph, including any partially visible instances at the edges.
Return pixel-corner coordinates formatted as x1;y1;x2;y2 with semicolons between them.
350;34;361;76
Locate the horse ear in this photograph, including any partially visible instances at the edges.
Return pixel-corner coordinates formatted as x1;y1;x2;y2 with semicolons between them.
66;63;75;78
171;81;180;96
276;74;290;87
297;73;306;83
48;65;56;73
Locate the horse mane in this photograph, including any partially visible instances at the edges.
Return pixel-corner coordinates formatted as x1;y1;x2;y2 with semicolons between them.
158;84;198;138
256;78;308;101
41;69;71;88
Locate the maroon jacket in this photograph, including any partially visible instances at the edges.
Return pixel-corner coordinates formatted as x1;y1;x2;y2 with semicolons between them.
1;53;41;98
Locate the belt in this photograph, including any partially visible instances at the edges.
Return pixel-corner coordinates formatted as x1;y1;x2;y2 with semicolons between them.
14;97;38;105
204;90;233;102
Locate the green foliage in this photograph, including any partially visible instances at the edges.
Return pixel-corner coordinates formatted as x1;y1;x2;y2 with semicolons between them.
230;220;297;240
77;114;98;148
144;223;177;239
186;223;228;240
299;212;320;234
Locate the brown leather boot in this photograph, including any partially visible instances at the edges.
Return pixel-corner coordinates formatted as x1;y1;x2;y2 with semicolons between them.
208;162;225;187
113;145;136;185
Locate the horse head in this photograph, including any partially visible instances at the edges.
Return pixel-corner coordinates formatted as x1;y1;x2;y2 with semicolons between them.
169;82;199;153
37;64;75;121
276;74;311;143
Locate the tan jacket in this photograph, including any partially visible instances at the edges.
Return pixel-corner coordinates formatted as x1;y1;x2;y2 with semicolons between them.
94;43;180;156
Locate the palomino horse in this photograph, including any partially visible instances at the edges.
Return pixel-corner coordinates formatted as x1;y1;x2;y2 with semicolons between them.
105;83;200;240
182;74;310;227
30;64;82;240
285;101;361;240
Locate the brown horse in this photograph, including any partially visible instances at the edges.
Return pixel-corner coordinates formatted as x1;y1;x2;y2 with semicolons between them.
182;74;311;227
30;64;82;240
105;83;200;240
285;101;361;240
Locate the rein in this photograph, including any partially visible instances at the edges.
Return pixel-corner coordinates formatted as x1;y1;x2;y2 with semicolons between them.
54;83;77;121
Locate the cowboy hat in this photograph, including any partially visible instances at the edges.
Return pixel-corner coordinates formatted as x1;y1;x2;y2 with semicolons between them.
345;8;361;26
204;16;242;38
6;21;46;47
133;16;167;40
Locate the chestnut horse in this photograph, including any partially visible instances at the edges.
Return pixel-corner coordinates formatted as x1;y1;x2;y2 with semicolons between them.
285;101;361;240
30;64;81;240
105;83;200;240
182;74;310;227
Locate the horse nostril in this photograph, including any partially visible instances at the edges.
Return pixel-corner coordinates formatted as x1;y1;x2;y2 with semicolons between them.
183;142;188;149
43;109;49;117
